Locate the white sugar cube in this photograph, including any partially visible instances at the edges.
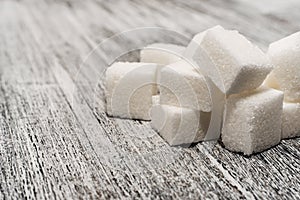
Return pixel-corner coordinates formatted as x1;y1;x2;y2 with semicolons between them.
150;105;211;146
159;60;211;112
140;43;185;65
105;62;158;120
282;102;300;139
185;25;272;95
266;31;300;102
222;87;283;155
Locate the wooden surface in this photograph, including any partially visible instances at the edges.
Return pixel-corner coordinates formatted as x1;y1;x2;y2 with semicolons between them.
0;0;300;199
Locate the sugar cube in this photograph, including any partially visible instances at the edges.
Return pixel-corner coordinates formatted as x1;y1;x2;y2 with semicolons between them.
266;31;300;102
105;62;158;120
140;43;185;65
150;105;211;146
282;102;300;139
185;25;272;95
222;87;283;155
159;60;212;112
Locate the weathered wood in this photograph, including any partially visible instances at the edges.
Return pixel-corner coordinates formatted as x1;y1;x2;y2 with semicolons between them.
0;0;299;199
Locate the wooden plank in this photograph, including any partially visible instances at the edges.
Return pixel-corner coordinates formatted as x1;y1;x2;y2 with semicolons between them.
0;0;299;199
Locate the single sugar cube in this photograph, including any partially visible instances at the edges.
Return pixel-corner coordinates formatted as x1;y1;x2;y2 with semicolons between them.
159;60;212;112
266;31;300;102
150;104;211;146
105;62;158;120
185;25;272;95
282;102;300;139
222;87;283;155
140;43;185;65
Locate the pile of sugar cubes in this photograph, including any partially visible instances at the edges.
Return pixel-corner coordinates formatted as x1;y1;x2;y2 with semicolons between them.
105;25;300;155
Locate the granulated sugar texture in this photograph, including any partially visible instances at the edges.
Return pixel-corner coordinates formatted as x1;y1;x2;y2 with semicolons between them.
105;26;300;155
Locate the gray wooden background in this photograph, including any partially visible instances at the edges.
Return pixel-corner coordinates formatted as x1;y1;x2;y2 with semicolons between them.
0;0;299;199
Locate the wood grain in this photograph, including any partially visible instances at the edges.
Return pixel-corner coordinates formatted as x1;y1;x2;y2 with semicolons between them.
0;0;299;199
